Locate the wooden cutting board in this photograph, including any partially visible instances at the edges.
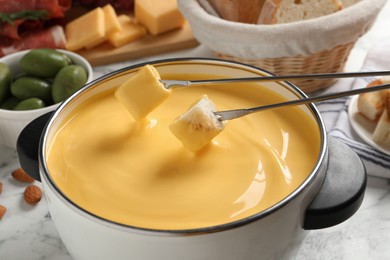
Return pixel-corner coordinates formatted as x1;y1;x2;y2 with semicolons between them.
75;22;198;67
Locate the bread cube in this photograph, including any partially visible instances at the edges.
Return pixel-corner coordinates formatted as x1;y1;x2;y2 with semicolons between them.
169;95;226;152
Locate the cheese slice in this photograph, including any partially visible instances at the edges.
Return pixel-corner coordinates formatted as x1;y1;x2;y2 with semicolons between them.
102;4;122;35
65;7;105;51
84;4;122;49
169;95;226;152
108;15;147;47
115;65;171;121
135;0;185;35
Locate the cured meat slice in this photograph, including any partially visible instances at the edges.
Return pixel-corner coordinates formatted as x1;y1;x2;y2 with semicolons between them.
0;0;71;17
0;25;66;57
0;0;71;40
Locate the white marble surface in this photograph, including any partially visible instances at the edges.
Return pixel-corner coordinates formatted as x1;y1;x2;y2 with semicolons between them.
1;1;390;259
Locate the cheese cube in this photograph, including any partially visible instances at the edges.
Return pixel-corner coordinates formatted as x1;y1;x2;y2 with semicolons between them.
135;0;185;35
108;15;147;47
65;7;105;51
102;4;122;35
84;4;122;49
115;65;171;121
169;95;226;152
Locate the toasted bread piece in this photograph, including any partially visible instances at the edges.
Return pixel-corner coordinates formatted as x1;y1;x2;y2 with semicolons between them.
357;79;388;121
257;0;342;24
372;107;390;147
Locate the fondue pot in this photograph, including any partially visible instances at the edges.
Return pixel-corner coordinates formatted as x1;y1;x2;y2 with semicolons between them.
17;58;366;260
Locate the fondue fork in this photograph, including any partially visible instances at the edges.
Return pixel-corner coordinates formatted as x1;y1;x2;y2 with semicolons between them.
213;83;390;121
159;70;390;89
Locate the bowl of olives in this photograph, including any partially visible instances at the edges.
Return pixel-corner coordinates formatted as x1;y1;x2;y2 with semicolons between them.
0;48;93;149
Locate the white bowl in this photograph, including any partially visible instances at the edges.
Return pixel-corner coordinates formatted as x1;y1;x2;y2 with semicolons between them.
0;49;93;149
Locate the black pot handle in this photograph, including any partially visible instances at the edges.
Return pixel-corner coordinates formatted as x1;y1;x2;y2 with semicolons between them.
303;136;366;230
17;112;53;182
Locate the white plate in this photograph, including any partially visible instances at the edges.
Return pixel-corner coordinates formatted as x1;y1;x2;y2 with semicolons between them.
348;95;390;155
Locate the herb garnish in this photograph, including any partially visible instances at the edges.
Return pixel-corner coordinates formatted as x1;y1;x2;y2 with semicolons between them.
0;10;48;25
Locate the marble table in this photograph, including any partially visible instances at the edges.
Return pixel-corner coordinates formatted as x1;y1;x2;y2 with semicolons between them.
1;1;390;259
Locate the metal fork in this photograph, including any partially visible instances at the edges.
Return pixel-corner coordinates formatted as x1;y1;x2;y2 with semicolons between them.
159;70;390;89
213;83;390;121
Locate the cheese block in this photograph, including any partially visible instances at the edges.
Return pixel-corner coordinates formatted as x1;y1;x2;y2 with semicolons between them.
84;4;122;49
102;4;122;35
65;7;105;51
108;15;147;47
135;0;185;35
115;65;171;121
169;95;226;152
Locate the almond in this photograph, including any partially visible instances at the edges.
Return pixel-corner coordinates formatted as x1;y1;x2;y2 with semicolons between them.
0;205;6;219
12;168;35;183
24;185;42;205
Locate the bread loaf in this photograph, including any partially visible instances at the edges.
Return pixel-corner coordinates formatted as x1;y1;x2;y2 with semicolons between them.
258;0;343;24
208;0;266;24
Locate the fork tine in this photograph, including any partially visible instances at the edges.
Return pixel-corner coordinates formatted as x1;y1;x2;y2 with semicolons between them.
160;80;191;89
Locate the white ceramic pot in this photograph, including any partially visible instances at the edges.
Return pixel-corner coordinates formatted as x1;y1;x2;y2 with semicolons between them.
17;59;366;260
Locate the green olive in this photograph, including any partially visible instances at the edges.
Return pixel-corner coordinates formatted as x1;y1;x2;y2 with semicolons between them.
0;96;21;110
0;62;12;105
13;98;45;110
11;76;52;102
51;65;87;103
19;48;72;78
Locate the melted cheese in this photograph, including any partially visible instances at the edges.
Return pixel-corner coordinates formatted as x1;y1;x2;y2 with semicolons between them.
46;74;321;230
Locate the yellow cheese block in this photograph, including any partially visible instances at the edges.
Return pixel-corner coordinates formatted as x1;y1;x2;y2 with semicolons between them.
169;95;226;151
108;15;147;47
84;4;122;49
65;7;105;51
115;65;171;120
135;0;185;35
103;4;122;35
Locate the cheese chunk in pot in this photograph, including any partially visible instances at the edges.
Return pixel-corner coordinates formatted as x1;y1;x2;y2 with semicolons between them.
135;0;185;35
115;65;171;120
169;95;226;151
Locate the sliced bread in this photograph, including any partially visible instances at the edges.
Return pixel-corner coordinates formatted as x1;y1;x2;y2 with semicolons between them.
372;93;390;147
208;0;266;24
257;0;343;24
357;78;390;121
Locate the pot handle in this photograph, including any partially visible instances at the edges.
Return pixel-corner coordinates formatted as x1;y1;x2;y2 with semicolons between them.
17;111;53;182
303;136;366;230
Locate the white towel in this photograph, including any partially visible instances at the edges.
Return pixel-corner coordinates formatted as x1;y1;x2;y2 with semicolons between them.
317;41;390;179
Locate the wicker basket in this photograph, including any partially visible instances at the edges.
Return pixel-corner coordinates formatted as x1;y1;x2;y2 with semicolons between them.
179;0;386;93
215;41;356;93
